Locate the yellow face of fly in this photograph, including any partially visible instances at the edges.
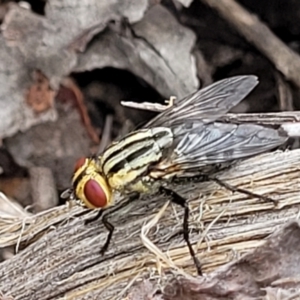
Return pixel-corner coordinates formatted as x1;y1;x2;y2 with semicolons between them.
72;158;112;209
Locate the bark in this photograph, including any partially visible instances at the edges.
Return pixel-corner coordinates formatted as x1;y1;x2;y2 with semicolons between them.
1;149;300;299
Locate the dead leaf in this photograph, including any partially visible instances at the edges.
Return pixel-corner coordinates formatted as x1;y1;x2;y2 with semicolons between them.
74;4;198;99
0;1;149;139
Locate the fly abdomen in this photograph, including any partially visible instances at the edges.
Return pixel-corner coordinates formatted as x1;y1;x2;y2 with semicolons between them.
101;127;173;190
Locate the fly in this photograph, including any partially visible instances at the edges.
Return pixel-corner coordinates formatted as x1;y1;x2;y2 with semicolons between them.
62;75;288;275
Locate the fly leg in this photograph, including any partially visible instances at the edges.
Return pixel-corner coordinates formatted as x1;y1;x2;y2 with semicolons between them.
159;186;202;276
210;177;277;204
84;208;114;255
85;210;103;225
84;208;112;255
99;213;114;255
180;174;277;204
84;193;139;255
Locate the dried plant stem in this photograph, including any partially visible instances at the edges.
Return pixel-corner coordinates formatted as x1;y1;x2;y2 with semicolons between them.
0;150;300;299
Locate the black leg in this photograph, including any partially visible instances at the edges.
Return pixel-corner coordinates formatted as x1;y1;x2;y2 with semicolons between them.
84;193;139;255
100;214;115;255
176;174;277;204
84;209;103;225
210;177;277;204
159;186;202;276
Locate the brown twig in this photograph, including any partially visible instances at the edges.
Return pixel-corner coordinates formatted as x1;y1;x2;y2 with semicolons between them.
60;78;100;144
200;0;300;88
275;72;294;111
220;111;300;125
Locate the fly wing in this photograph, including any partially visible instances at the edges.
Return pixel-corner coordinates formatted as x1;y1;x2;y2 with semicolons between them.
144;75;258;128
162;122;288;170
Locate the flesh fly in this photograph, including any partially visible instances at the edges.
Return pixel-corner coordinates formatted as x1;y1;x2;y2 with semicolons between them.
64;75;287;275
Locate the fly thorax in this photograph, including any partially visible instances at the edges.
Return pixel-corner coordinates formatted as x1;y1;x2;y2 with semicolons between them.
100;127;173;192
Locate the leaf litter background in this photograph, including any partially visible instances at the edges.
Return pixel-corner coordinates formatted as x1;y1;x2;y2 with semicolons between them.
1;0;300;299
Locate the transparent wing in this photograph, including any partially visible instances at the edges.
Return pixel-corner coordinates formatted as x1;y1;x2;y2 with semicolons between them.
159;122;287;170
145;75;258;128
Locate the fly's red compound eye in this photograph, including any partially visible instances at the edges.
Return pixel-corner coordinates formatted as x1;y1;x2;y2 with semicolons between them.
74;157;86;172
84;179;107;207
